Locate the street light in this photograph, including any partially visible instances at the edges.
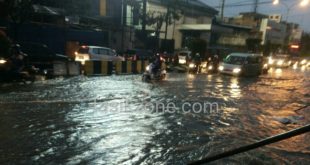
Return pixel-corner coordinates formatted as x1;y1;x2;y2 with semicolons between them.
273;0;279;5
272;0;309;22
300;0;309;7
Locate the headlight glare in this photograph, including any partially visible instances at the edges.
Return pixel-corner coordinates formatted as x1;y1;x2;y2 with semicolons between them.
233;68;241;73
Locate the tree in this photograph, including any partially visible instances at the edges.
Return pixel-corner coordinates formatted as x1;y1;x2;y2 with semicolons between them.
0;32;11;58
3;0;34;24
144;0;182;50
2;0;34;40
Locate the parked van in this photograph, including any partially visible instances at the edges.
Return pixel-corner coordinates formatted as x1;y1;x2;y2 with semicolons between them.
75;46;124;64
218;53;267;76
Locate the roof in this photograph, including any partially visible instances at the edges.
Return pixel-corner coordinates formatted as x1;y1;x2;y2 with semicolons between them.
150;0;218;15
218;23;252;30
32;4;65;15
81;46;111;49
239;12;268;19
178;24;212;31
229;53;262;57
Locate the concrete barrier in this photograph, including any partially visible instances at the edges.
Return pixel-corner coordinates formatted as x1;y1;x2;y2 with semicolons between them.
82;60;152;76
115;60;149;75
84;61;113;76
53;61;67;76
67;62;81;76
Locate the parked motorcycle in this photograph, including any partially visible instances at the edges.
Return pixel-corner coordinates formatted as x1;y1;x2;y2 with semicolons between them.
142;63;166;82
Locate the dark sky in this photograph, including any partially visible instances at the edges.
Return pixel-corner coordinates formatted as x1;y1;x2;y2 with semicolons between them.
201;0;310;32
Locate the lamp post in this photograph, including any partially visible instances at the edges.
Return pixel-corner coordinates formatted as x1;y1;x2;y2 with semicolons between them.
272;0;308;53
273;0;309;22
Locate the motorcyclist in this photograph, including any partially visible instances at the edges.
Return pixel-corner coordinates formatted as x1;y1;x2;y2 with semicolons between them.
193;52;201;71
151;53;162;75
9;44;27;74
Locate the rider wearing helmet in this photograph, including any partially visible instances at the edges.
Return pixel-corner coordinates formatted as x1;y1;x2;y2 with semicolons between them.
10;44;26;73
151;53;162;74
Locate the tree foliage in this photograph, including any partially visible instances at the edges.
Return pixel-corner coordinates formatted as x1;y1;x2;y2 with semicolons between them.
0;32;11;58
2;0;34;24
145;0;182;38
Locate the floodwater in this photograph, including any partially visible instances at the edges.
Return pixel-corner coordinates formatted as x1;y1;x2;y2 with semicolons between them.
0;67;309;164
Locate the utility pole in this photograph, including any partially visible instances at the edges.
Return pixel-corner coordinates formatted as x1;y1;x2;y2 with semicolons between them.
220;0;226;20
142;0;147;49
142;0;147;34
254;0;259;13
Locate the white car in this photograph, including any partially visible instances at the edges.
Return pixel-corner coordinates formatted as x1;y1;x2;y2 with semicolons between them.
178;50;191;64
218;53;265;76
75;46;124;64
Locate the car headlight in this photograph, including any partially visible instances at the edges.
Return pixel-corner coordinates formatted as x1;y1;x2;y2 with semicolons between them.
208;65;213;70
277;60;284;66
300;59;307;65
233;68;241;73
146;66;150;71
0;59;7;64
268;58;274;65
179;59;186;64
288;61;292;65
189;63;195;68
218;66;224;71
263;63;268;68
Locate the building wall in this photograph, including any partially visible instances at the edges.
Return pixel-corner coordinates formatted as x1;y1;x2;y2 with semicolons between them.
260;18;286;45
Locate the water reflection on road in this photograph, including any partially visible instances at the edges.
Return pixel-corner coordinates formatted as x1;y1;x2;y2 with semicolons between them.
0;68;309;164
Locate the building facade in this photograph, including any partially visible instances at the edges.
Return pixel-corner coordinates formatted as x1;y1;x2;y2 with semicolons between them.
126;0;218;51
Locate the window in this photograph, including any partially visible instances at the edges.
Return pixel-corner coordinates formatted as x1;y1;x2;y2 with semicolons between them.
99;49;108;55
108;49;116;56
92;48;100;54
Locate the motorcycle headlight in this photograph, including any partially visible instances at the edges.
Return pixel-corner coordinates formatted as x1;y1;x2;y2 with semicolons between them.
233;68;241;73
218;66;224;71
202;63;207;68
179;59;186;64
189;63;195;68
268;58;274;65
300;59;307;65
263;64;268;68
146;66;150;71
208;66;213;70
277;60;284;66
288;61;292;65
0;59;7;64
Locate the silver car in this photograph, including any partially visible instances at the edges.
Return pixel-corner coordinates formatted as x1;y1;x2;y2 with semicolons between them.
75;46;124;64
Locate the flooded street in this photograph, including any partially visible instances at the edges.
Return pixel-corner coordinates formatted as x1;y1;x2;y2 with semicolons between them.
0;68;309;164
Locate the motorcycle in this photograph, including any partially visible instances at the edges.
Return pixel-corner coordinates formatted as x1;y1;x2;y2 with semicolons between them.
0;58;37;84
142;63;167;82
188;62;202;73
206;61;219;73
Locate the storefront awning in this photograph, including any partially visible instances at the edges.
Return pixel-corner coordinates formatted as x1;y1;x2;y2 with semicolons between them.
178;24;212;31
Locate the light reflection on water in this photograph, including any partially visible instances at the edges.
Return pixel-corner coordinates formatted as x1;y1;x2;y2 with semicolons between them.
0;69;309;164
